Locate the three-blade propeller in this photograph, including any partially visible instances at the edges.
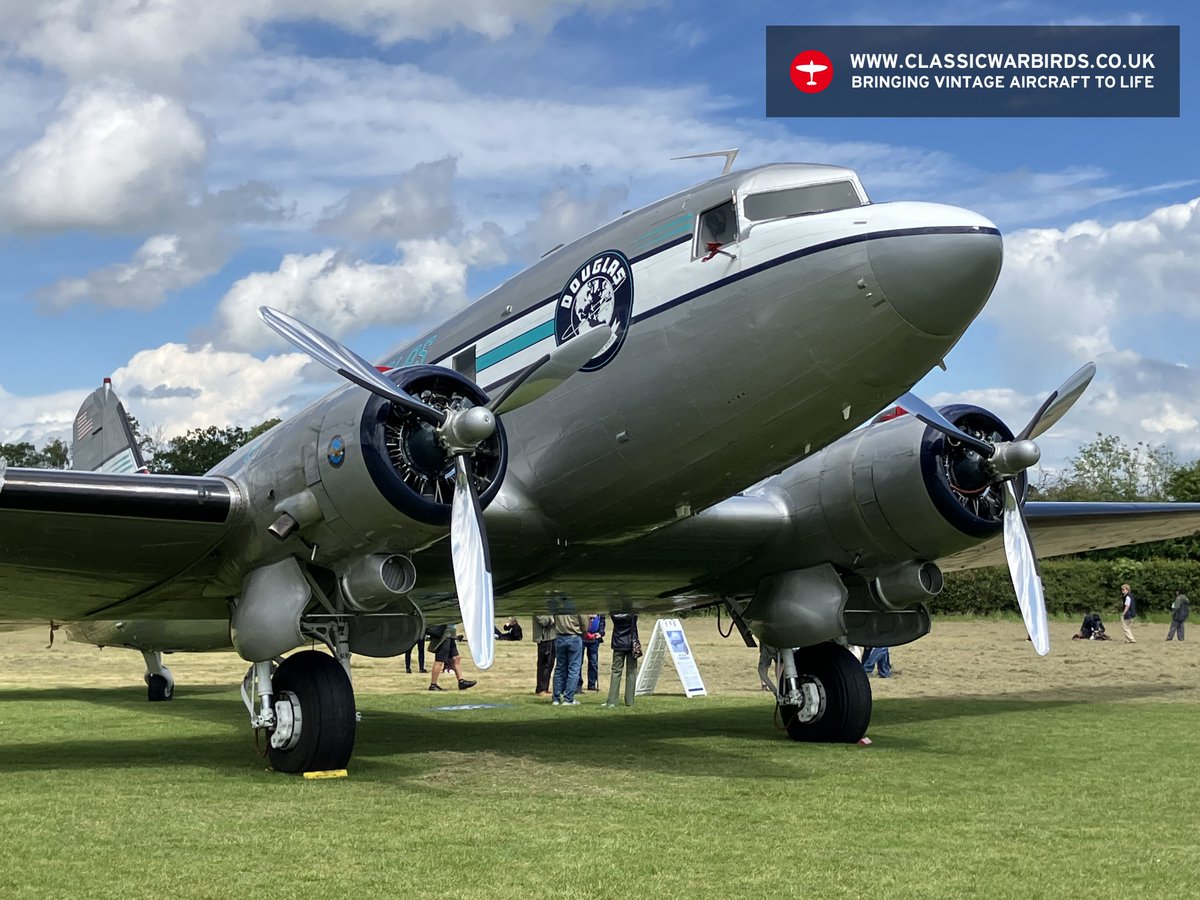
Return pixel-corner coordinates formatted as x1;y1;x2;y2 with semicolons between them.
260;306;610;670
899;362;1096;656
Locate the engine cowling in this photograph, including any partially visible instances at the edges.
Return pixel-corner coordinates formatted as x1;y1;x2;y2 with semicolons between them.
776;403;1023;573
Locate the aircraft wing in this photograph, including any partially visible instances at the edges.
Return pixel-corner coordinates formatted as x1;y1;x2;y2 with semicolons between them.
0;467;241;619
937;501;1200;572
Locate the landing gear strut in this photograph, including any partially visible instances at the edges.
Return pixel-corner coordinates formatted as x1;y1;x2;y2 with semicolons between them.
775;643;871;743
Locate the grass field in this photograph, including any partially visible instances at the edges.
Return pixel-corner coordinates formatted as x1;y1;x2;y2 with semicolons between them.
0;617;1197;899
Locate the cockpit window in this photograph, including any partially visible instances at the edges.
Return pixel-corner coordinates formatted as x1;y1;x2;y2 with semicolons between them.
697;199;738;256
742;180;863;222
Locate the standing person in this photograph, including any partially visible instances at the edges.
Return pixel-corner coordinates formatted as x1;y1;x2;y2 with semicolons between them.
1119;583;1137;644
1167;589;1190;641
582;613;606;692
532;615;556;696
427;624;477;692
862;646;896;677
551;613;587;706
404;631;427;674
602;613;640;707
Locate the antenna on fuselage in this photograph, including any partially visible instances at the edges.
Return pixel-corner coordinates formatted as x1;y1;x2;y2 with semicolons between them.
671;148;739;176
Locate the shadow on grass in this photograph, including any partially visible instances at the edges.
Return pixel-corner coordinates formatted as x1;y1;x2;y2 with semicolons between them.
871;681;1190;728
0;680;1191;777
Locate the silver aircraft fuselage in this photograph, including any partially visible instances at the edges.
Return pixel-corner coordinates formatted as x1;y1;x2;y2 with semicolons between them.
365;163;1002;609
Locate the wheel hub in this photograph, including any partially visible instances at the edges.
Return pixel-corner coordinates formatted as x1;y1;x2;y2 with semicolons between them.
270;690;303;751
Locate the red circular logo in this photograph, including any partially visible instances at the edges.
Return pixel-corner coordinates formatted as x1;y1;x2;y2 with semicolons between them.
789;50;834;93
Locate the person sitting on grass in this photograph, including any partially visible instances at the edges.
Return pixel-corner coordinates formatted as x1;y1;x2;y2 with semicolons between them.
495;617;524;641
1071;612;1109;641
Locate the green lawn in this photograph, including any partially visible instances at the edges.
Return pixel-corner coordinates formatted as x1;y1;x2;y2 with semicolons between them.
0;686;1195;898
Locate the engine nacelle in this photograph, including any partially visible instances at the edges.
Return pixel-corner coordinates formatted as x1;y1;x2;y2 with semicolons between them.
776;404;1021;573
211;365;508;580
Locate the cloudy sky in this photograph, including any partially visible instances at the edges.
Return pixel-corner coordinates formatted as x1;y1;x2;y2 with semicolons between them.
0;0;1196;473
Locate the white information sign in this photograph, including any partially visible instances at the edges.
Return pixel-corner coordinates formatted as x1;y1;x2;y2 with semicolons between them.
634;618;707;698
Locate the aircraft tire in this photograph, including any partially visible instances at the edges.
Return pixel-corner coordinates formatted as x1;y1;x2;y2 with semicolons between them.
147;674;173;702
267;650;357;774
778;642;871;743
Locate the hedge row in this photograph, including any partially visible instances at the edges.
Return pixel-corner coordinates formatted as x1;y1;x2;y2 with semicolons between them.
937;558;1200;616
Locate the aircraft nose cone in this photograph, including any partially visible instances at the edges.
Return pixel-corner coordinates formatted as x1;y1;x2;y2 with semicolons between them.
868;206;1003;336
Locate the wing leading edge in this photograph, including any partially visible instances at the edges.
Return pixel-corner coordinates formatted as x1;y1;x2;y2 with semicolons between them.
0;467;242;621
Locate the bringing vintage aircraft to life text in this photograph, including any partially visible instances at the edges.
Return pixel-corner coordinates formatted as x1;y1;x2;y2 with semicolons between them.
3;154;1199;772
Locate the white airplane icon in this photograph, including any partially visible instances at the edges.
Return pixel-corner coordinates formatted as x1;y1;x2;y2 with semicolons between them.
795;60;828;85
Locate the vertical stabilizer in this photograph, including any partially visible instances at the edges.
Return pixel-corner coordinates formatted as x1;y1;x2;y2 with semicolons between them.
71;378;148;473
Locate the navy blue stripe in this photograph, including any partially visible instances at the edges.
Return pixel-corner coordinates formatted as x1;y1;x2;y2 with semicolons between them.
630;225;999;327
476;224;995;394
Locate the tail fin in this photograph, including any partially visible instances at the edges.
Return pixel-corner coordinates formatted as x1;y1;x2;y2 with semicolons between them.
71;378;149;473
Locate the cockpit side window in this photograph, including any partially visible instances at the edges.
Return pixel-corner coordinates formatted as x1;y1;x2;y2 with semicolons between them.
695;199;738;258
742;180;863;222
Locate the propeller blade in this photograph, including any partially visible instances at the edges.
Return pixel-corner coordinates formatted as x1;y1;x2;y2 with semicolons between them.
489;326;613;416
259;306;445;425
896;392;994;457
1017;362;1097;441
450;454;495;670
1002;480;1050;655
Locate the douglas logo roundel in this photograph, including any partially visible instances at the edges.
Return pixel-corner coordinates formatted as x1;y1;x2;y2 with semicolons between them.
554;250;634;372
789;49;833;93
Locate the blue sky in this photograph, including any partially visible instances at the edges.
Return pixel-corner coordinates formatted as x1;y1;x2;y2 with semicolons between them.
0;0;1196;472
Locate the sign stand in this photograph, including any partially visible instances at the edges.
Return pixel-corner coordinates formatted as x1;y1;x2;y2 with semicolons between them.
634;618;707;697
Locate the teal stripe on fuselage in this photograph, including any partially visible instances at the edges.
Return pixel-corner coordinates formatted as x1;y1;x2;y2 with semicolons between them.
477;319;556;371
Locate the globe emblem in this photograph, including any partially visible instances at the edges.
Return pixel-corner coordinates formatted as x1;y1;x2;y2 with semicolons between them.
554;250;634;372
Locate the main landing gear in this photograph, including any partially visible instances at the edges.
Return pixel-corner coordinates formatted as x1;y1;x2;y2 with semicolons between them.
764;642;871;743
241;621;357;774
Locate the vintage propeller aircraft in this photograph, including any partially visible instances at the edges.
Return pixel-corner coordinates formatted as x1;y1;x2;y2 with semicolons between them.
4;157;1200;773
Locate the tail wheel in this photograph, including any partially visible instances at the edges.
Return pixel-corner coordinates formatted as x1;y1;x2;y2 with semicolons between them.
778;643;872;743
146;673;173;702
267;651;356;774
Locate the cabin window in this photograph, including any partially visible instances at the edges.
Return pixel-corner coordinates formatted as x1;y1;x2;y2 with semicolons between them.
452;346;477;382
742;181;863;222
696;199;738;257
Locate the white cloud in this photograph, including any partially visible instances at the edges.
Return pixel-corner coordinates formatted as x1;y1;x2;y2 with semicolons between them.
0;383;94;448
984;197;1200;371
514;183;629;261
0;1;650;84
318;157;460;241
35;231;229;311
0;83;207;231
213;225;507;351
0;344;320;449
111;343;315;436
